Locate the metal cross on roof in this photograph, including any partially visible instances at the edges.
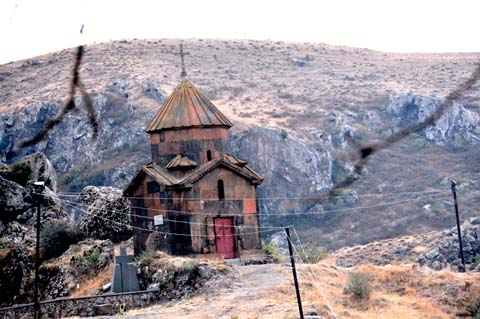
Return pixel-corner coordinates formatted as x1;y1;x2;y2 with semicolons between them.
177;43;190;78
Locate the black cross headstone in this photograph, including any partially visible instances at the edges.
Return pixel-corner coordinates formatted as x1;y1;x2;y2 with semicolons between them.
111;246;139;293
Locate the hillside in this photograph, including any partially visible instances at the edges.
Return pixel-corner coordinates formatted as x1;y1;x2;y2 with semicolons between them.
68;259;480;319
0;38;479;249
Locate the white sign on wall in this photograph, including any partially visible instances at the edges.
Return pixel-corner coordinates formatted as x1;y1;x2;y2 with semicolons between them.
154;215;164;226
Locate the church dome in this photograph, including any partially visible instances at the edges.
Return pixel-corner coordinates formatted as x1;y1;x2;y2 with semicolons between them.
146;79;232;132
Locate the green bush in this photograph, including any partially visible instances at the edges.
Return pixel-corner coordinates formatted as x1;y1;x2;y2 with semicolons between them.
345;271;374;301
280;129;288;140
7;162;31;186
85;247;101;267
71;247;102;277
261;240;282;261
135;250;155;266
41;220;86;260
183;260;199;272
300;243;327;264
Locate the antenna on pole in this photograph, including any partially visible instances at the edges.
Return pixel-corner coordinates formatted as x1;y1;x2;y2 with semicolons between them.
177;43;190;78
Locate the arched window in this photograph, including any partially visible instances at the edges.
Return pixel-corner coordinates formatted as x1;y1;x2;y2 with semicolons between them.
217;179;225;201
207;150;212;161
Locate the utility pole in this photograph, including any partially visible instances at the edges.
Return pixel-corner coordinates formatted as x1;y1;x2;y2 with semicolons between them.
33;181;45;319
285;227;304;319
451;180;466;272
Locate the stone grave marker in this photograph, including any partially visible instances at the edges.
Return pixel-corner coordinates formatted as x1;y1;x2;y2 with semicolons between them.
111;246;140;293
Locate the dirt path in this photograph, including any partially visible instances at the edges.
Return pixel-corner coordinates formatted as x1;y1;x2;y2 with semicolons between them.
78;263;299;319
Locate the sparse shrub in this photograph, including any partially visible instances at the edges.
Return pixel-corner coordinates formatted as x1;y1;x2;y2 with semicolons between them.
280;129;288;140
41;220;86;260
300;243;327;264
70;247;102;278
7;162;31;186
135;249;155;266
262;240;282;261
345;271;374;301
85;247;101;267
470;254;480;272
412;136;428;150
183;260;199;271
465;285;480;319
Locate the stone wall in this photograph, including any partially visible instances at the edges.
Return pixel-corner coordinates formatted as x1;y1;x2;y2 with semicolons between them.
150;127;230;166
0;289;162;319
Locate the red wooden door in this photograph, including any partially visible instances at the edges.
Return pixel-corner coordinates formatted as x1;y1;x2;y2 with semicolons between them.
214;217;235;259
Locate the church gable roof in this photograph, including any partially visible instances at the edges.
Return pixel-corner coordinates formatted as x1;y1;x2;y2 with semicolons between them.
180;157;263;186
145;79;232;132
165;155;198;170
123;162;179;195
124;155;263;195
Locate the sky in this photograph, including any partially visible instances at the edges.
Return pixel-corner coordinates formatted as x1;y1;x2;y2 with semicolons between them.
0;0;479;64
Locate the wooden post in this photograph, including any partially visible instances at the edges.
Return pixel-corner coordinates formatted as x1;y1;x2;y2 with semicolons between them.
451;180;466;272
285;227;304;319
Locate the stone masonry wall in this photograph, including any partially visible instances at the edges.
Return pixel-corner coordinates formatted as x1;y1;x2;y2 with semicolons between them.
0;289;162;319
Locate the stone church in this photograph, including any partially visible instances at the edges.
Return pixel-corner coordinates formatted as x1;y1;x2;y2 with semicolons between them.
124;54;263;259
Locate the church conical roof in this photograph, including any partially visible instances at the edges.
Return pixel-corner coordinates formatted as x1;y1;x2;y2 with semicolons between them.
146;79;232;132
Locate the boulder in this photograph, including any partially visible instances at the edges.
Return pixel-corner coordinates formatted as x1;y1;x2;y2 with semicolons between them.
0;163;10;178
0;175;31;221
78;186;132;243
2;221;29;244
0;241;35;306
22;153;57;192
269;231;289;256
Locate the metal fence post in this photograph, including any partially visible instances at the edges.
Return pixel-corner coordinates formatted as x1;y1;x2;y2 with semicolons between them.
451;180;466;272
285;227;304;319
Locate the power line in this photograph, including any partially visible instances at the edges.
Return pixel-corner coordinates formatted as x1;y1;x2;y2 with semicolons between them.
55;197;283;230
60;200;278;238
55;188;448;201
53;191;451;218
126;192;450;217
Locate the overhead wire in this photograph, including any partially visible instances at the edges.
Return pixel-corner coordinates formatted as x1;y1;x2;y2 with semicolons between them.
59;199;279;238
52;191;452;217
54;188;449;201
54;196;283;230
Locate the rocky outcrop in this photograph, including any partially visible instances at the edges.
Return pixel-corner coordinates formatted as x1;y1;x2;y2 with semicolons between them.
41;239;114;300
0;242;35;306
78;186;132;242
386;94;480;145
416;218;480;272
0;80;165;177
0;175;30;221
231;127;333;216
22;153;57;192
269;231;289;256
335;217;480;272
136;252;230;300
